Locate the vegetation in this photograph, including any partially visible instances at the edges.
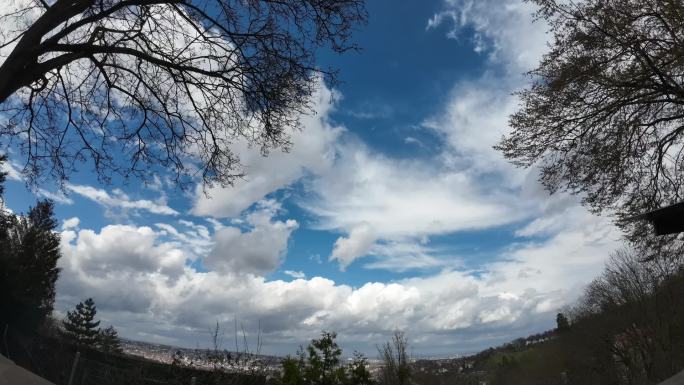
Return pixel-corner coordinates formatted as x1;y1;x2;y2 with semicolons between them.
0;155;61;333
62;298;101;347
279;331;374;385
377;331;411;385
97;325;123;354
498;0;684;251
0;0;365;188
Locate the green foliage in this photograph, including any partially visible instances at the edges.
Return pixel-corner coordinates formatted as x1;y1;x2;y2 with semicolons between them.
97;325;123;354
555;313;570;333
282;354;306;385
0;170;61;332
348;351;374;385
483;247;684;385
62;298;101;347
280;331;374;385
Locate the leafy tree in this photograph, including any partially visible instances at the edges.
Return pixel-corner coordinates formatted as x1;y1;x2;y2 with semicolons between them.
305;331;346;385
62;298;101;347
347;351;374;385
497;0;684;244
377;331;410;385
0;169;61;333
281;332;366;385
97;325;123;354
0;0;365;188
282;352;306;385
555;313;570;333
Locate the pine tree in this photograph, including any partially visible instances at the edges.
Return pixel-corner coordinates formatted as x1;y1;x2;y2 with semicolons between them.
556;313;570;333
0;160;62;332
97;325;123;354
62;298;100;347
348;351;374;385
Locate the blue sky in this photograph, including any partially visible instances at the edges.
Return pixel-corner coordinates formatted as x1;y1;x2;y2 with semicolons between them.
1;0;622;356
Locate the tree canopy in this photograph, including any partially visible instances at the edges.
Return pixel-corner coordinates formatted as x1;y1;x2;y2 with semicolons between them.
62;297;101;346
0;0;365;188
0;165;61;332
497;0;684;241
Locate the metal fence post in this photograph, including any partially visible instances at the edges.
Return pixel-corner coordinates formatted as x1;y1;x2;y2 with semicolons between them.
68;351;81;385
2;324;9;360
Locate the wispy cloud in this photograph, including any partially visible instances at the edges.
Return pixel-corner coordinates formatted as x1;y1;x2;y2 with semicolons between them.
66;184;179;216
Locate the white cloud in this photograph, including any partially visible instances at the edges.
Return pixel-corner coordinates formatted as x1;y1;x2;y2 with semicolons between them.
427;0;548;73
62;217;80;230
204;201;299;275
191;83;342;218
0;159;22;181
66;184;179;216
36;188;74;205
330;224;377;270
302;144;529;269
284;270;306;279
56;215;617;355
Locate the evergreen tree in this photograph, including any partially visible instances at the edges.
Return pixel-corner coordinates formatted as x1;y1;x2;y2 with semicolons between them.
282;352;306;385
0;159;62;332
305;331;346;385
556;313;570;333
348;351;374;385
97;325;123;354
62;298;101;347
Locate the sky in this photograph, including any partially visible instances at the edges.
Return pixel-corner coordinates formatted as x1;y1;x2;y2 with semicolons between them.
1;0;623;357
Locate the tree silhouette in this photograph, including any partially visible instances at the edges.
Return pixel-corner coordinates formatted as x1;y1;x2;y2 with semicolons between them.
0;167;61;332
556;313;570;333
377;331;411;385
348;351;374;385
97;325;123;353
0;0;365;188
305;331;346;385
497;0;684;246
62;298;101;347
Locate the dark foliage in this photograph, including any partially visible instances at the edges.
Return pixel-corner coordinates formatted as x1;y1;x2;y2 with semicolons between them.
97;325;123;354
0;0;366;188
555;313;570;333
62;298;101;347
0;170;61;332
279;331;373;385
497;0;684;249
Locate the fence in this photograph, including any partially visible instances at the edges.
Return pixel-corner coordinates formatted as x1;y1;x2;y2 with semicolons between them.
2;326;268;385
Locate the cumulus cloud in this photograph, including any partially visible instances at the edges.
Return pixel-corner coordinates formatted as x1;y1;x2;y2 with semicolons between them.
66;184;179;216
55;214;617;355
203;201;299;275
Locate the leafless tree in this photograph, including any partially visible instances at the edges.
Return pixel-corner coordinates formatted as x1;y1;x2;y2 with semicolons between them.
497;0;684;245
0;0;365;188
377;330;411;385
